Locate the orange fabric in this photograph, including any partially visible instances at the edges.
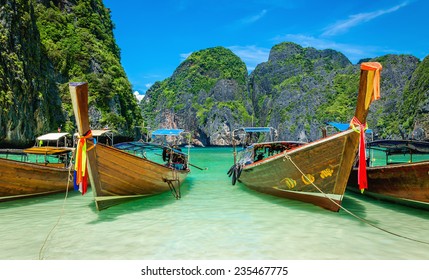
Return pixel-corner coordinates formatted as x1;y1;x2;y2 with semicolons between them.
361;62;382;101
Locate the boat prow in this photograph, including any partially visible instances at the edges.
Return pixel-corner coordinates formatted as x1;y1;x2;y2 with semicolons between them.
69;82;190;210
229;62;383;211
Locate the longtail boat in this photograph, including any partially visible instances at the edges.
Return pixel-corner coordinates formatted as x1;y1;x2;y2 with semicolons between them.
347;139;429;210
69;82;190;210
0;133;73;201
228;62;382;211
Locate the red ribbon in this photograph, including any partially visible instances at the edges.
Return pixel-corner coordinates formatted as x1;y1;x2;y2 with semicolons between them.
350;117;367;193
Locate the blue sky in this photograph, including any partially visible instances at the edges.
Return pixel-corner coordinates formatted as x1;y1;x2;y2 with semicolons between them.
103;0;428;94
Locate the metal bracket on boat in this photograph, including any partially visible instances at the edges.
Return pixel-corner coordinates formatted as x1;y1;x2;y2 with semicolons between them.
164;178;181;199
227;163;243;185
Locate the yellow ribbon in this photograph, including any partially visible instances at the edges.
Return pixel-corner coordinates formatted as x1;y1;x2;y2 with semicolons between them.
74;131;94;193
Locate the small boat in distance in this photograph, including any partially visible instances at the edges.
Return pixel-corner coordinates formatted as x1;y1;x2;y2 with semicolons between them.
0;133;73;201
347;139;429;210
69;82;190;210
228;62;382;211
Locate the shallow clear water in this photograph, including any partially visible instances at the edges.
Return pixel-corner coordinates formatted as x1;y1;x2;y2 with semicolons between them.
1;147;428;260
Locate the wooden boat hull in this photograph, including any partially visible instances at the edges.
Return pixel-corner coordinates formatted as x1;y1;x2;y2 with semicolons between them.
232;62;382;212
238;130;358;211
87;143;188;210
0;158;70;201
69;82;190;210
347;162;429;210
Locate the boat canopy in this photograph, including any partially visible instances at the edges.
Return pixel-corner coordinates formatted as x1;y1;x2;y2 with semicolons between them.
151;129;184;137
326;122;373;134
36;132;69;147
73;130;112;137
242;127;273;133
23;146;71;155
368;140;429;154
91;129;112;137
36;133;69;141
114;141;187;156
73;129;114;146
232;127;276;137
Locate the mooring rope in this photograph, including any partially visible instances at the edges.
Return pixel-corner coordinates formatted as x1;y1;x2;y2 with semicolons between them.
284;153;429;246
38;150;75;260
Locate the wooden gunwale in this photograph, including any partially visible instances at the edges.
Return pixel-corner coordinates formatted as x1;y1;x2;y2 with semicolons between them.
0;157;71;201
347;160;429;210
69;82;189;210
235;63;381;211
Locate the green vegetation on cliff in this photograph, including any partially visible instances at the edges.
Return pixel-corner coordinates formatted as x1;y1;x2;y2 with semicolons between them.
400;55;429;136
0;0;64;146
34;0;142;134
0;0;142;146
248;42;355;141
2;2;428;147
142;47;251;145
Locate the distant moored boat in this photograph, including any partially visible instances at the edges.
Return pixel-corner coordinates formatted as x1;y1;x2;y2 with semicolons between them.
0;133;73;201
347;139;429;210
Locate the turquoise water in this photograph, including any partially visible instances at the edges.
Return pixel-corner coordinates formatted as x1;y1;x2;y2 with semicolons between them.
0;147;429;260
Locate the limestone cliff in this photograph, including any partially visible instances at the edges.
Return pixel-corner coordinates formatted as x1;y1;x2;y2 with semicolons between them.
142;46;251;146
143;42;428;144
0;0;64;146
0;0;142;147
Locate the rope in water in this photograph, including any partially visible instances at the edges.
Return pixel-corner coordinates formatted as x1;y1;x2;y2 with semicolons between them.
38;150;75;260
284;153;429;246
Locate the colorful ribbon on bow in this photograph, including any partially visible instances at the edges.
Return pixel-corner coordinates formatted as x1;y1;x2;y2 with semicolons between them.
350;117;368;193
74;130;95;195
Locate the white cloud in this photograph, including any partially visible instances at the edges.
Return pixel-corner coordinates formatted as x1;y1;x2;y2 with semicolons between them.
180;52;192;61
145;83;153;89
133;91;145;102
228;45;270;71
240;9;267;25
322;2;409;37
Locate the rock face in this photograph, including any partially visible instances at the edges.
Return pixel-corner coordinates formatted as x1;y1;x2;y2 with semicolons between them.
400;55;429;140
142;46;251;146
143;42;429;144
248;42;355;142
0;0;64;146
1;1;428;147
364;55;420;139
0;0;142;147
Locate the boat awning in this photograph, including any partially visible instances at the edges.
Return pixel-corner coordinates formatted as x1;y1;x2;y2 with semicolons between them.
326;122;373;134
23;147;71;155
151;129;184;136
242;127;272;133
91;129;112;137
368;140;429;154
73;130;112;137
114;141;187;156
233;127;275;134
36;133;69;141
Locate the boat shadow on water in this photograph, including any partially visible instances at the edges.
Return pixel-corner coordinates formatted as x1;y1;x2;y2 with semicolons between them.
236;181;367;216
344;190;429;221
87;177;195;224
0;190;80;210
